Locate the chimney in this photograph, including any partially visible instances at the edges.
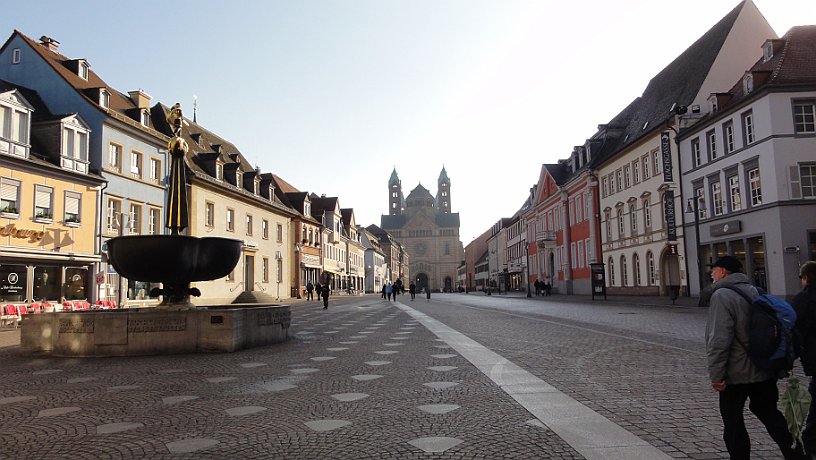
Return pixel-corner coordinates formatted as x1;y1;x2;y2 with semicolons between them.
39;36;60;52
128;90;151;109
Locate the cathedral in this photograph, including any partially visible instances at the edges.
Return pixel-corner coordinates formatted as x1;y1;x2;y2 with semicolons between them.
380;167;464;292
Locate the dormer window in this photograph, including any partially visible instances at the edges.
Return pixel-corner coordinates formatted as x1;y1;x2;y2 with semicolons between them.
140;110;149;127
304;202;311;216
215;162;223;180
254;179;260;195
762;40;774;63
709;95;718;113
79;60;89;80
267;184;273;199
743;74;754;94
100;89;110;108
11;48;20;64
0;90;34;158
61;116;90;173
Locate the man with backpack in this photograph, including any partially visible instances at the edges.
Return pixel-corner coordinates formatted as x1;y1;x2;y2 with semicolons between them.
794;261;816;456
705;256;805;459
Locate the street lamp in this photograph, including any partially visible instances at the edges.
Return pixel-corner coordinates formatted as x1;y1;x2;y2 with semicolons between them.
685;196;706;296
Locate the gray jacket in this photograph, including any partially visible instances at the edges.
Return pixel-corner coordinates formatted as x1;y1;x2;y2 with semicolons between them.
705;273;775;384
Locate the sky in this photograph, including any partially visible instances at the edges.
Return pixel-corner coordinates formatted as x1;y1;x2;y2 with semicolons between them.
4;0;815;244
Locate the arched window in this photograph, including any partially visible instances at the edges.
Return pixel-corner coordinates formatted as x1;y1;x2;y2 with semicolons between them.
647;251;656;286
621;255;628;286
629;203;638;234
608;257;615;286
633;253;641;286
617;208;625;237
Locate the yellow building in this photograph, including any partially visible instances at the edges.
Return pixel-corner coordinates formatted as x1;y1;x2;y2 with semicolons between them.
0;83;104;305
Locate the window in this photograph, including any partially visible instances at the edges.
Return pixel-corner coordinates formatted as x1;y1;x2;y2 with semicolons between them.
609;173;616;194
728;176;742;211
131;151;143;178
602;176;609;198
140;110;149;127
652;150;661;176
226;208;235;232
34;185;53;219
246;214;253;236
149;158;161;183
608;258;615;286
621;256;628;287
749;168;762;206
129;203;142;234
262;257;269;283
617;208;625;237
148;207;160;235
643;154;651;180
799;163;816;198
64;192;80;224
616;169;622;191
577;240;584;268
277;223;283;243
262;219;269;240
0;106;30;146
100;89;110;108
79;61;89;80
235;171;242;189
695;187;708;218
205;202;214;228
794;100;816;133
11;48;20;64
633;160;640;183
216;162;223;181
691;138;702;167
624;165;631;188
707;130;717;160
62;126;88;169
629;203;638;233
633;253;642;286
604;210;611;240
647;251;656;285
108;143;122;172
0;177;20;214
643;199;652;228
571;242;577;267
106;198;121;233
711;182;724;216
724;122;735;153
743;111;755;145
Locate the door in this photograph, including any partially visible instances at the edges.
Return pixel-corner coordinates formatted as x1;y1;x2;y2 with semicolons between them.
416;273;429;293
245;255;254;292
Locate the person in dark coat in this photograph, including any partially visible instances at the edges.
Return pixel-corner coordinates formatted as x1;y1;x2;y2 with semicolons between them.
321;284;330;309
794;261;816;456
426;287;431;302
305;281;314;300
409;282;416;301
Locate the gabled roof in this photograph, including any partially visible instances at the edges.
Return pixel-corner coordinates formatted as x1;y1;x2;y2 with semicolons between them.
272;173;301;194
340;208;355;227
4;30;166;140
543;163;571;186
407;183;433;200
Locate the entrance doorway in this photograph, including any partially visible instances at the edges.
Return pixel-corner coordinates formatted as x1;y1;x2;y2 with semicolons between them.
245;255;254;292
416;273;429;293
444;277;452;292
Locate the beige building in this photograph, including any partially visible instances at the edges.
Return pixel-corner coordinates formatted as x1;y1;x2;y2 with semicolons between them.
380;167;463;292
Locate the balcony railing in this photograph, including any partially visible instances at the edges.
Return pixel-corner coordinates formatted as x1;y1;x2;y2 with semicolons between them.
536;230;557;246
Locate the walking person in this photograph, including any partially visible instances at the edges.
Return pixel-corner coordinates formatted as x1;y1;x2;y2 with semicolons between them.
794;261;816;456
305;281;314;301
321;283;330;309
705;256;805;460
386;282;393;301
381;284;387;299
409;282;416;301
315;282;322;301
426;287;431;302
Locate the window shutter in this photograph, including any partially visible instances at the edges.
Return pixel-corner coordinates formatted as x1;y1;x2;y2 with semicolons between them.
0;181;17;201
35;188;51;208
790;166;802;199
65;194;80;214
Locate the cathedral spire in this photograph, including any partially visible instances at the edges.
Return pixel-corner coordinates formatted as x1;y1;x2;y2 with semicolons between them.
388;167;403;215
437;166;451;214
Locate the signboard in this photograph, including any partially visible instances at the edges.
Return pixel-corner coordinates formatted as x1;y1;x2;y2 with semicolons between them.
710;220;742;237
589;263;606;300
663;190;677;241
661;131;673;182
95;272;105;284
0;270;25;297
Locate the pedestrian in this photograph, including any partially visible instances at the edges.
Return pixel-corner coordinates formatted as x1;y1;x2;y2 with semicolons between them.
544;281;552;296
386;282;393;301
409;282;416;301
794;261;816;456
705;256;805;460
381;284;387;299
321;283;330;309
426;287;431;302
315;282;322;300
306;281;314;301
534;279;541;296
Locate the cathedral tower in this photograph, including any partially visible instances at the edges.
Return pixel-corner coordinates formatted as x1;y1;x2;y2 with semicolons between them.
388;168;403;215
436;166;451;214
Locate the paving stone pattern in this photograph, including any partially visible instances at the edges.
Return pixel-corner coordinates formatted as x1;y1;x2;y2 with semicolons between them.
0;297;583;459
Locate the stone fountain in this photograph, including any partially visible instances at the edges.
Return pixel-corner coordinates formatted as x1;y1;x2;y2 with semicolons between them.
21;104;290;357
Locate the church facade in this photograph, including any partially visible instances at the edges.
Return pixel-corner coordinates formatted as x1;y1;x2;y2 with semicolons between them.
380;167;464;292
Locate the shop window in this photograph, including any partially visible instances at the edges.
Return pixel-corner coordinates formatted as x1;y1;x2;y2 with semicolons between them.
64;268;87;300
33;266;59;301
0;264;26;302
748;236;767;291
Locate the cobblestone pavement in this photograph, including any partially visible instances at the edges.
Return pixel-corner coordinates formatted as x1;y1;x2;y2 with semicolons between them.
407;292;794;459
0;297;584;459
0;294;795;459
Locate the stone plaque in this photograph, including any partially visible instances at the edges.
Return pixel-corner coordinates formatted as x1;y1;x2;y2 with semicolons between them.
127;318;187;333
59;319;94;333
257;309;291;328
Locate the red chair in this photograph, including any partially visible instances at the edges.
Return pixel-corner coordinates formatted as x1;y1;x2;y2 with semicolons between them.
3;305;20;328
17;304;29;317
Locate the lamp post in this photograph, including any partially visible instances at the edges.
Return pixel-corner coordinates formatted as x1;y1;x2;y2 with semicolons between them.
685;196;706;296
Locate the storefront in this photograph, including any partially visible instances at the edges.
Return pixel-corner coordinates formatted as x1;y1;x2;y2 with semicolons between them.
0;253;97;304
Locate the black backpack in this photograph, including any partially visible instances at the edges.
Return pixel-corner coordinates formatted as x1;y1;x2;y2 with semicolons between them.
723;285;797;378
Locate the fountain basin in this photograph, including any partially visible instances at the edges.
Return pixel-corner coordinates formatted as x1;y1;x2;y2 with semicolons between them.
106;235;242;283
